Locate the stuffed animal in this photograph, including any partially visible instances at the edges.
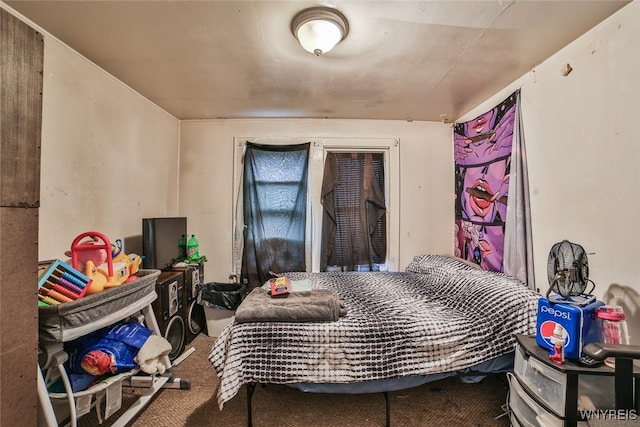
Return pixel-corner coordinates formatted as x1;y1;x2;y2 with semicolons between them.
134;335;172;375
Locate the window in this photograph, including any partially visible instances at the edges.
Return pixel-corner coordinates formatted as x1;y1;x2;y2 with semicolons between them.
233;137;399;277
320;152;387;271
239;143;309;286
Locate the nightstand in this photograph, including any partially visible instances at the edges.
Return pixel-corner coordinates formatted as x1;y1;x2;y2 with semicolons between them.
509;334;638;426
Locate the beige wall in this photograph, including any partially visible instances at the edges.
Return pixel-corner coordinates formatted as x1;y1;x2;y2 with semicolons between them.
12;0;640;333
2;2;633;424
179;119;453;282
457;1;640;345
181;1;640;330
459;1;640;305
38;35;180;260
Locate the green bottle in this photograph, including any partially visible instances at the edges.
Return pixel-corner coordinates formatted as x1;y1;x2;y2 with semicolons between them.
178;234;187;260
186;234;200;263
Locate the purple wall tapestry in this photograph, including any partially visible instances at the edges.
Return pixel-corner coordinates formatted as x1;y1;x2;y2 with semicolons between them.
454;92;518;272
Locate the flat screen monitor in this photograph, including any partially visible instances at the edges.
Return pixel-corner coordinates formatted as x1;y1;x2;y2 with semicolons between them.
142;217;187;270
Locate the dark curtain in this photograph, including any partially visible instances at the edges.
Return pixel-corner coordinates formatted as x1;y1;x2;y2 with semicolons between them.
320;152;387;271
241;142;310;288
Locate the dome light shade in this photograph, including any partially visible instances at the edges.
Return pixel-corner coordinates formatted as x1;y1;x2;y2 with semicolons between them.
291;7;349;56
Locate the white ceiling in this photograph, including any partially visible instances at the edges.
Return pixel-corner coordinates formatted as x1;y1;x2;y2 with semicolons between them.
5;0;631;122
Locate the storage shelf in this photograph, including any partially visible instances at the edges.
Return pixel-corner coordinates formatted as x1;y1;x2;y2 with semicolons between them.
510;334;640;427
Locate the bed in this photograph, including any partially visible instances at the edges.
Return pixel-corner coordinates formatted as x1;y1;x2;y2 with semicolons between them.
209;254;539;424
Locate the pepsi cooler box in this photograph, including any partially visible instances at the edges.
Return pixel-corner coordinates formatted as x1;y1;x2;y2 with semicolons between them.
536;295;604;360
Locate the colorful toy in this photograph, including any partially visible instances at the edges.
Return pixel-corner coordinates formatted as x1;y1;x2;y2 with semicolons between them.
64;238;108;273
71;232;143;294
111;238;124;258
38;260;93;305
110;238;142;281
111;244;143;282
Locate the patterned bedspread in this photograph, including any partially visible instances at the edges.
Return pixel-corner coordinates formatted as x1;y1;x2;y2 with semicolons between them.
209;255;539;409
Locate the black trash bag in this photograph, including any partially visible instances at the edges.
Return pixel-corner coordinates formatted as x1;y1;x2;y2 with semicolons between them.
198;282;247;310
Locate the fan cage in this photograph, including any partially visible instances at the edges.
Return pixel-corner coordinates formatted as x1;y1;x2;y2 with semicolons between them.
546;240;591;298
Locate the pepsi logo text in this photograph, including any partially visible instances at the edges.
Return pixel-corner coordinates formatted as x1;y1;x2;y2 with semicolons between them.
540;305;572;320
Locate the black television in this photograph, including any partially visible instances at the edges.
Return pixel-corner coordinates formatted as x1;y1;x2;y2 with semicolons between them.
142;217;187;270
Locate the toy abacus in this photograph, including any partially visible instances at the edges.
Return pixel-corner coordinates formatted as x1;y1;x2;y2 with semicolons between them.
38;260;93;305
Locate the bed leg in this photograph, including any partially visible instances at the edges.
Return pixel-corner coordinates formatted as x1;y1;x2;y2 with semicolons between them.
247;383;256;427
384;391;391;427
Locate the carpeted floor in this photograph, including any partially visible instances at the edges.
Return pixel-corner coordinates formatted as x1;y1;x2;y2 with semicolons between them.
76;333;511;426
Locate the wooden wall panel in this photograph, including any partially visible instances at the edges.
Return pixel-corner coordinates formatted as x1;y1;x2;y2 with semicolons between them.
0;207;39;426
0;8;43;207
0;8;43;426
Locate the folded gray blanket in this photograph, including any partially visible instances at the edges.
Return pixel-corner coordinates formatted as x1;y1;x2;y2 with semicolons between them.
234;288;347;323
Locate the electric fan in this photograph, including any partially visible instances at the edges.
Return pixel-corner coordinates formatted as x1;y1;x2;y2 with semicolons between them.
546;240;595;305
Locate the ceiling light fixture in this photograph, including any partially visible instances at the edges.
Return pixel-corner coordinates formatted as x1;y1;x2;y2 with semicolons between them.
291;7;349;56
